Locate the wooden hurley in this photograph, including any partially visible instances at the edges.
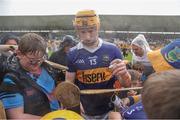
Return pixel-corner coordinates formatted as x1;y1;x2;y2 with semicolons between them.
0;45;68;71
45;60;68;71
0;45;18;52
80;87;142;94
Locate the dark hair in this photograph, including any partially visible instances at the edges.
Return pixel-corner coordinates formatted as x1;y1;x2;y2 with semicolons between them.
18;33;47;54
59;35;77;49
0;33;19;44
142;70;180;119
132;62;144;72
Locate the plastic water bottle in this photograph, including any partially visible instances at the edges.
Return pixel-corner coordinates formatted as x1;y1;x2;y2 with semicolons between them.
111;94;128;113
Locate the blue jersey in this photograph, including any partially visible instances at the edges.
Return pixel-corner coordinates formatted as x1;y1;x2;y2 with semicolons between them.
122;101;147;119
67;39;123;115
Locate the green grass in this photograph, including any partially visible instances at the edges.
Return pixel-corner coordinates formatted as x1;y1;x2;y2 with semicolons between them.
48;50;53;58
124;52;132;62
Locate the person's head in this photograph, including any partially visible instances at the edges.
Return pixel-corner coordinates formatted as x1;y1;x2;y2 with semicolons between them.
131;34;151;57
128;70;142;87
132;62;144;73
59;35;77;53
126;70;142;96
73;10;100;46
147;39;180;72
131;44;144;57
141;70;180;119
0;33;19;45
16;33;47;72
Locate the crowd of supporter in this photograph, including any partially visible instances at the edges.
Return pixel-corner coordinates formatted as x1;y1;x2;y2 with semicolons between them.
0;10;179;119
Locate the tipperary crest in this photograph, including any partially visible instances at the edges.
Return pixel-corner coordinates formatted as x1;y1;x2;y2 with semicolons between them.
102;55;110;62
165;46;180;63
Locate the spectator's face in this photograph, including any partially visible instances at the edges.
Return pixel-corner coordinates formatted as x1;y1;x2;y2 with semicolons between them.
64;46;72;54
76;26;98;46
5;39;18;45
18;51;45;72
132;44;144;57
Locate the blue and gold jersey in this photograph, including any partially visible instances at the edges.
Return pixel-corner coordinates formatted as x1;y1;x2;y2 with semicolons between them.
67;39;123;115
67;40;123;89
122;101;147;119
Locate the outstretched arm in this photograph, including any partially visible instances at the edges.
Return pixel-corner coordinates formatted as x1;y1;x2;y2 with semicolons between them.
6;106;41;119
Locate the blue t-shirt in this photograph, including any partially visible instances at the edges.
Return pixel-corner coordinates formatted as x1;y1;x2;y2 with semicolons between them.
0;68;60;111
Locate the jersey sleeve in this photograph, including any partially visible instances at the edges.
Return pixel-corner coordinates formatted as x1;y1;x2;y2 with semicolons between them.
67;51;76;72
114;46;124;60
